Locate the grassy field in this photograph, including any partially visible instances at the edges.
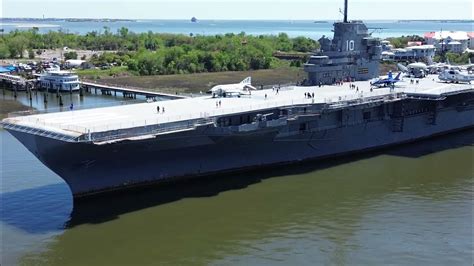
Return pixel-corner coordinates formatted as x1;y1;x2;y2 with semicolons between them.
97;67;306;94
76;66;133;79
78;64;399;95
0;100;32;119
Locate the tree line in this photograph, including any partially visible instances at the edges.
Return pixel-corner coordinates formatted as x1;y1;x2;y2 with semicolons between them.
0;27;320;75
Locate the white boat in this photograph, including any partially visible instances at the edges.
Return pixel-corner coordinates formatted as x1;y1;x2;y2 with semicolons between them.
38;70;80;92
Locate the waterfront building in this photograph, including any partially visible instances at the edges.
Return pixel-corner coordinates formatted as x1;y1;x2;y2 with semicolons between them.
424;31;474;53
381;45;436;62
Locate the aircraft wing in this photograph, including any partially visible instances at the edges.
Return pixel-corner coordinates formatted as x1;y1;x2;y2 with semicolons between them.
397;63;408;73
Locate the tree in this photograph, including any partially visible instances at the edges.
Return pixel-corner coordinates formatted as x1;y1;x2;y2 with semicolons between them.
119;27;129;38
7;35;28;58
64;51;78;60
386;35;424;49
292;37;318;52
0;43;10;59
0;27;324;73
28;49;35;59
445;52;471;64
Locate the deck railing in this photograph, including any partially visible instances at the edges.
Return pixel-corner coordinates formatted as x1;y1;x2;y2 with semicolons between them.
7;83;468;142
4;89;409;141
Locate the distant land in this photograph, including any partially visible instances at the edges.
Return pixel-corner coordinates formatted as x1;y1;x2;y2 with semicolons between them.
1;18;136;22
0;18;473;23
397;20;474;23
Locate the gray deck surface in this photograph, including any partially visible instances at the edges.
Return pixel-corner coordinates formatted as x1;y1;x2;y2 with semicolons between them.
3;75;472;137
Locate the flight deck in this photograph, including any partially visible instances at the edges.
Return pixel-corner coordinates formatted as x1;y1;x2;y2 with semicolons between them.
2;75;472;141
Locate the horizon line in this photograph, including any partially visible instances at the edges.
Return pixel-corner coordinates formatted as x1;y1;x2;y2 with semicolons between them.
2;17;474;21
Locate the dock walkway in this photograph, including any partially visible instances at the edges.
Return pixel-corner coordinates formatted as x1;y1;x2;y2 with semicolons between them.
80;80;187;99
0;73;36;90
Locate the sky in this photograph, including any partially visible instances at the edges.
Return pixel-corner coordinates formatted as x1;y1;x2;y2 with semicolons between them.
2;0;473;20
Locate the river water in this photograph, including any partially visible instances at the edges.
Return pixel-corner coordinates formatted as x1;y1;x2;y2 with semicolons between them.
1;89;473;265
2;20;474;39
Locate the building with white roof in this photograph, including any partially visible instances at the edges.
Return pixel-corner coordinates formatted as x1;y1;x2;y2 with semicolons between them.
424;31;474;53
381;44;436;61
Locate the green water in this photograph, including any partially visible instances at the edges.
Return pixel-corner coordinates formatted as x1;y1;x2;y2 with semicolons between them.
1;91;473;265
13;137;474;265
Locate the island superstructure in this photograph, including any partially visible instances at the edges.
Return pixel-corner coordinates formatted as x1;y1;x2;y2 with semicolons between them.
304;0;382;85
2;1;474;198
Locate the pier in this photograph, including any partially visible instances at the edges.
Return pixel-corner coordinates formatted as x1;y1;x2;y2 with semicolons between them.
0;72;188;101
0;73;37;100
80;81;187;100
0;73;37;91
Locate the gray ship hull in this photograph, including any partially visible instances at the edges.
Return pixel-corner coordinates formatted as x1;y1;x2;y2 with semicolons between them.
8;100;474;198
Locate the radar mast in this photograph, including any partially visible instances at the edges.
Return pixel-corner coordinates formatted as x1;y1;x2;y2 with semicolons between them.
343;0;348;23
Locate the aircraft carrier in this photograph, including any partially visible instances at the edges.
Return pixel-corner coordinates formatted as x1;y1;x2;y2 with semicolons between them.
2;0;474;198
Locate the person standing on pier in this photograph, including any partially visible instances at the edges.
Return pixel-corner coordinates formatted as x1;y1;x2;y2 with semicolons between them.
157;106;160;113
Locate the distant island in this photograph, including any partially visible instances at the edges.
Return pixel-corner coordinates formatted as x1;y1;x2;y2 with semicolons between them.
1;18;136;23
397;19;474;23
313;20;329;24
66;18;136;23
191;17;198;23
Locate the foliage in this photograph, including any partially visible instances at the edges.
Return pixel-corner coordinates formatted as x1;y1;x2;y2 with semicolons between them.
386;35;425;48
64;51;78;60
6;35;28;58
28;49;35;59
76;66;131;78
0;42;10;59
434;52;473;64
2;28;320;75
292;36;320;52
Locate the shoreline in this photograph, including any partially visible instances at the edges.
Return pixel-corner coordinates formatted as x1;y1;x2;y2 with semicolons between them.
0;99;32;119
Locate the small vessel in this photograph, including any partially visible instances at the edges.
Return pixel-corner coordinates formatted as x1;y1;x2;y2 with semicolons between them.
38;70;80;92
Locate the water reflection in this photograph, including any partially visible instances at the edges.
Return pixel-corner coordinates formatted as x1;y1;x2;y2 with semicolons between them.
2;89;472;265
1;88;145;113
70;128;474;227
18;130;472;265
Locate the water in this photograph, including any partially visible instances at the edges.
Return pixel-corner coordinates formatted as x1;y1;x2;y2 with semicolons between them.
2;19;473;39
1;88;473;265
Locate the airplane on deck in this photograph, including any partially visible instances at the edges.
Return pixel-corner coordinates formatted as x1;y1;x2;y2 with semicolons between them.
397;62;428;78
371;72;402;87
438;69;474;84
209;77;258;97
